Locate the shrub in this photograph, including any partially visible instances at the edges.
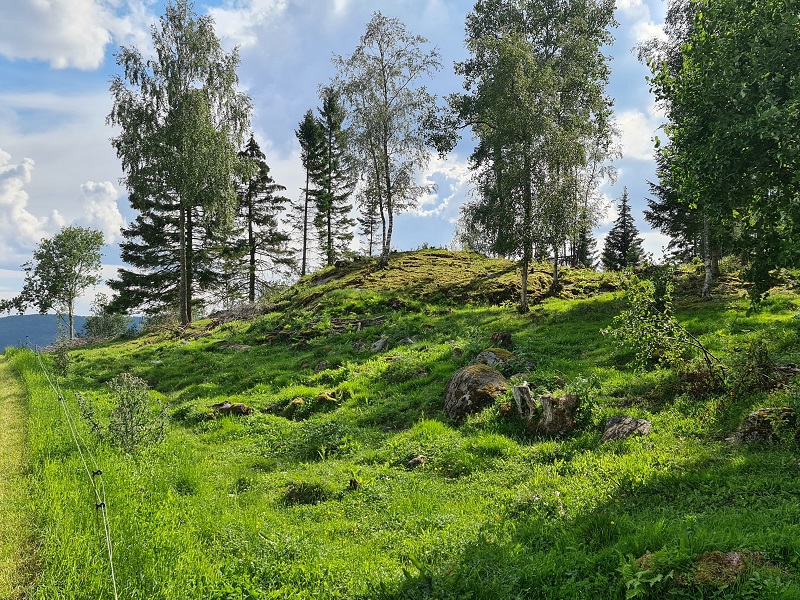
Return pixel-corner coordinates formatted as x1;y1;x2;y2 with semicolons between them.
78;372;165;453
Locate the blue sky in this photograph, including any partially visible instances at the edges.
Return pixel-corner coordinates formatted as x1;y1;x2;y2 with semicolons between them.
0;0;669;315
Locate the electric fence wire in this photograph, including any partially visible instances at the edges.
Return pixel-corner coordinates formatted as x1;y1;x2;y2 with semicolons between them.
34;347;119;600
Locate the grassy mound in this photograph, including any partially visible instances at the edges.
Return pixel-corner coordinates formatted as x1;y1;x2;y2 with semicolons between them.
7;251;800;598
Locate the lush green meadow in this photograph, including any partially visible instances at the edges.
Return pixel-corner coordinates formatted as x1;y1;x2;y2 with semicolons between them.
7;251;800;598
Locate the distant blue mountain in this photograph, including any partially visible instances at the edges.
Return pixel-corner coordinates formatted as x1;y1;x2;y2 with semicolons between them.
0;314;89;352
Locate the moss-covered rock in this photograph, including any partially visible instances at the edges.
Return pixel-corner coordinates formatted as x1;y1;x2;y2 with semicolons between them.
444;363;509;421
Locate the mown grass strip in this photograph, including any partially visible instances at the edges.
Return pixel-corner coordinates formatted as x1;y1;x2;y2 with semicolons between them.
0;355;36;598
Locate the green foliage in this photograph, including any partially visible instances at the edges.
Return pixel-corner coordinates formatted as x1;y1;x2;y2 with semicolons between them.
78;372;165;453
0;225;104;340
601;188;646;271
107;0;251;324
81;293;132;341
604;272;688;370
334;12;441;266
451;0;617;308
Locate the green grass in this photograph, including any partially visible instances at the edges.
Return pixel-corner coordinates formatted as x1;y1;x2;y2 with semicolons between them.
6;251;800;598
0;356;36;599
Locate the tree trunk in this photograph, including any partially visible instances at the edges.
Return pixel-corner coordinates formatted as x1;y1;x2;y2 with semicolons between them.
519;256;530;313
519;149;533;313
68;303;75;341
701;213;713;299
302;170;310;277
186;206;194;324
552;247;560;288
179;202;190;326
248;192;256;303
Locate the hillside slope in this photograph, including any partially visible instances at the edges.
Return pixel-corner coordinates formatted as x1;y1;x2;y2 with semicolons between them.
7;250;800;599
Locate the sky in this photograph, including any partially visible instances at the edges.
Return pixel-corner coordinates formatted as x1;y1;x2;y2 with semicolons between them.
0;0;670;316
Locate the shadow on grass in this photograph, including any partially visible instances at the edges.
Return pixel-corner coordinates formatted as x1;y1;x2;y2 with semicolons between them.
369;444;800;599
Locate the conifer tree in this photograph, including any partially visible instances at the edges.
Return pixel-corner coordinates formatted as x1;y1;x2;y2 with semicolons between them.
575;225;598;269
294;109;324;276
231;134;294;302
601;188;645;271
313;86;356;266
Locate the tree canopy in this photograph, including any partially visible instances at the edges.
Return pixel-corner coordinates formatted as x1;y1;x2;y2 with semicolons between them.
1;226;104;340
107;0;250;323
334;12;441;268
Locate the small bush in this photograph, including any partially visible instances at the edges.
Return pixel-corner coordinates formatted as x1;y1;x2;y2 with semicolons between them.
282;481;332;505
78;372;166;453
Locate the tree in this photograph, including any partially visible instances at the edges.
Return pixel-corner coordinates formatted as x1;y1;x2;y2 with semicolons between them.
449;0;617;310
229;134;294;302
107;0;250;324
574;225;598;269
334;12;441;268
1;226;104;340
82;293;132;340
646;0;800;300
601;188;645;271
294;109;324;276
313;86;356;266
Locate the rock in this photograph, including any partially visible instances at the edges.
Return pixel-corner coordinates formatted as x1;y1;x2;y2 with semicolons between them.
313;360;328;373
353;340;369;351
692;551;752;586
444;364;509;421
600;416;652;443
727;406;797;444
371;336;390;353
210;401;254;416
316;390;337;403
534;393;579;436
223;343;251;351
452;347;464;358
474;347;514;367
490;331;513;348
150;360;164;365
406;455;426;469
511;382;537;422
398;337;414;346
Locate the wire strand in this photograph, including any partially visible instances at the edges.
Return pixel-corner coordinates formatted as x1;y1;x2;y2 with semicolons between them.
34;347;119;600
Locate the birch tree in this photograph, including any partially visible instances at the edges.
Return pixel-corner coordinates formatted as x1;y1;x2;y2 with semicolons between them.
334;12;441;268
107;0;250;324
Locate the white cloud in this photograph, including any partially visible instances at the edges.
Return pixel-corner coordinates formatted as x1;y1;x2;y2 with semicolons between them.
78;181;126;244
411;153;472;222
641;230;671;262
615;104;664;162
633;20;667;44
0;148;63;266
208;0;288;48
0;0;110;69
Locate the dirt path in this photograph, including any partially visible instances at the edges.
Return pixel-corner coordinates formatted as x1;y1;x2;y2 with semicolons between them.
0;355;35;599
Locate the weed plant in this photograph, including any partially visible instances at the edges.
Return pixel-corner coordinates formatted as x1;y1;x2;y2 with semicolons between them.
5;251;800;598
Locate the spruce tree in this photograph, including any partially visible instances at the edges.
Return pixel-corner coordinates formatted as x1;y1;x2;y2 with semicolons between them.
601;188;645;271
313;86;356;266
294;109;324;276
575;225;598;269
231;134;294;302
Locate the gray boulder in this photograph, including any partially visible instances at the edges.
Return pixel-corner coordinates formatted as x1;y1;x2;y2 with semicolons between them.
444;364;509;421
600;416;652;443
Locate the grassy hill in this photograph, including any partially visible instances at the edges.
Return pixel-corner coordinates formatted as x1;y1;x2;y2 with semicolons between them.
6;250;800;599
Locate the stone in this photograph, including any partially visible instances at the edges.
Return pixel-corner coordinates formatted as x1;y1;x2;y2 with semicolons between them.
444;364;509;421
474;347;514;367
406;455;426;469
371;336;390;353
534;393;579;436
353;340;369;351
727;406;797;444
490;331;513;348
398;338;414;346
210;401;254;416
313;360;328;373
600;416;652;443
